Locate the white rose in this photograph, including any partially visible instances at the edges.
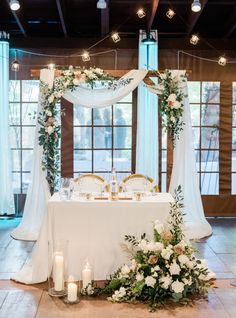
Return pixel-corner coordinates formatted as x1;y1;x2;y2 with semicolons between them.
186;260;194;269
154;220;164;234
145;276;156;288
48;95;54;104
183;277;192;286
159;275;172;289
118;287;126;297
136;273;144;282
46;110;52;116
171;280;185;294
169;262;181;275
121;265;130;276
160;73;166;80
73;78;80;85
161;248;173;260
154;265;160;271
200;270;216;281
138;239;149;253
178;254;189;265
167;93;176;103
173;100;181;109
146;241;163;252
47;126;54;135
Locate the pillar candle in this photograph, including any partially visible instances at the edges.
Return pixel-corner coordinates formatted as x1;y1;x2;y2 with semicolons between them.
67;282;77;302
82;266;92;289
54;255;64;291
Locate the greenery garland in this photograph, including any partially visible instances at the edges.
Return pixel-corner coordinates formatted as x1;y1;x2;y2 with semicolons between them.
150;69;187;144
38;66;131;193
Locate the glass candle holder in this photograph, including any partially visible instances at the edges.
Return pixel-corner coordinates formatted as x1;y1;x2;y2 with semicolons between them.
81;259;94;293
64;275;80;304
48;241;68;297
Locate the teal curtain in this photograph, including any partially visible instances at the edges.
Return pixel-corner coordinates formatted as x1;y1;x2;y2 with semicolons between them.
136;30;158;181
0;38;15;215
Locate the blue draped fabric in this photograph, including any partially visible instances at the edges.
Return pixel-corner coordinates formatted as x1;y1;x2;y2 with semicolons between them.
136;30;158;181
0;39;15;215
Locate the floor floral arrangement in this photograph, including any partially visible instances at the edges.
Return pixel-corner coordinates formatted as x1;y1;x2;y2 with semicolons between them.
86;186;215;311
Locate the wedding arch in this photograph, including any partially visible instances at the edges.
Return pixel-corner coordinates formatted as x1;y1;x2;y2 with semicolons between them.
11;67;212;241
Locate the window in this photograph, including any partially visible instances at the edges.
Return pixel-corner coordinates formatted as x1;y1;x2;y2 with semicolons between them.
188;81;220;194
9;80;39;193
73;93;133;182
161;128;167;192
232;83;236;193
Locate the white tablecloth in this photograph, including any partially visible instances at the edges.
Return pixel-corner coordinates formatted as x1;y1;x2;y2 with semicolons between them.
12;193;174;284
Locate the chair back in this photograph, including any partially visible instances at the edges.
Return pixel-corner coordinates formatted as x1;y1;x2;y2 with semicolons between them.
74;174;107;193
120;174;159;193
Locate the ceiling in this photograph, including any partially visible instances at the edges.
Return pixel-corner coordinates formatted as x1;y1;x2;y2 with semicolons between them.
0;0;236;49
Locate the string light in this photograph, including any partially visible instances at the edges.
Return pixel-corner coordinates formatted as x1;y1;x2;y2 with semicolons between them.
10;0;20;11
82;51;90;62
218;56;227;66
97;0;106;9
11;50;19;72
48;63;55;70
111;32;120;43
190;34;200;45
166;8;175;19
137;8;146;19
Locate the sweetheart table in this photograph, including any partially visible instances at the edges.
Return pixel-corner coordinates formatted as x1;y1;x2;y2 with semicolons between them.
12;192;174;284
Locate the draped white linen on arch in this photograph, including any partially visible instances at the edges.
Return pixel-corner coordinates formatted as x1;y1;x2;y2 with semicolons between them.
11;69;148;241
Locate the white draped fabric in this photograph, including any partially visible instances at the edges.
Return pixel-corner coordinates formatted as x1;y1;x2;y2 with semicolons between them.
63;70;148;107
11;69;53;240
12;69;147;241
0;40;15;215
168;70;212;239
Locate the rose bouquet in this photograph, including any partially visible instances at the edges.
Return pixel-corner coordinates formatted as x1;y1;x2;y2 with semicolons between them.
102;186;214;311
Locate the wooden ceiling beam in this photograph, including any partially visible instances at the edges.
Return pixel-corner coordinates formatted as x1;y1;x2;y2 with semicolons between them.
147;0;159;32
224;5;236;38
56;0;68;37
101;0;110;37
187;0;208;35
6;0;27;37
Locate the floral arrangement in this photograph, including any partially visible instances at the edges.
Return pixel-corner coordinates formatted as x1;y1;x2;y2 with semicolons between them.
38;66;131;193
149;69;187;144
98;186;214;311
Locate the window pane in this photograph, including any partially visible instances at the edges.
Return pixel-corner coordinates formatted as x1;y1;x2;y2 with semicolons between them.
232;150;236;172
114;104;132;125
201;128;219;149
74;150;92;171
12;173;21;193
192;127;200;149
94;150;112;171
195;150;200;172
233;128;236;150
233;105;236;126
233;83;236;104
74;105;92;126
22;103;38;125
190;104;200;126
22;173;31;193
201;105;219;126
9;103;20;125
113;150;131;171
161;173;166;192
188;82;200;103
9;126;21;148
201;150;219;172
202;82;220;103
22;149;34;171
74;127;91;149
201;172;219;194
9;80;20;102
162;150;167;172
11;149;21;171
114;127;131;148
22;127;35;148
22;80;39;102
232;173;236;194
118;93;132;103
162;129;167;150
94;127;111;148
93;107;111;125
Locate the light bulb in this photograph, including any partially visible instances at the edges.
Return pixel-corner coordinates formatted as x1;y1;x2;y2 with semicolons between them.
10;0;20;11
48;63;55;70
191;0;201;12
12;60;20;72
97;0;106;9
190;34;200;45
111;32;120;43
82;51;90;62
166;8;175;19
137;8;146;19
218;56;227;66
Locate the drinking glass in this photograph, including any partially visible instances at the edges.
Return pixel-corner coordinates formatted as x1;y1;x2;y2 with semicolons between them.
59;178;73;200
